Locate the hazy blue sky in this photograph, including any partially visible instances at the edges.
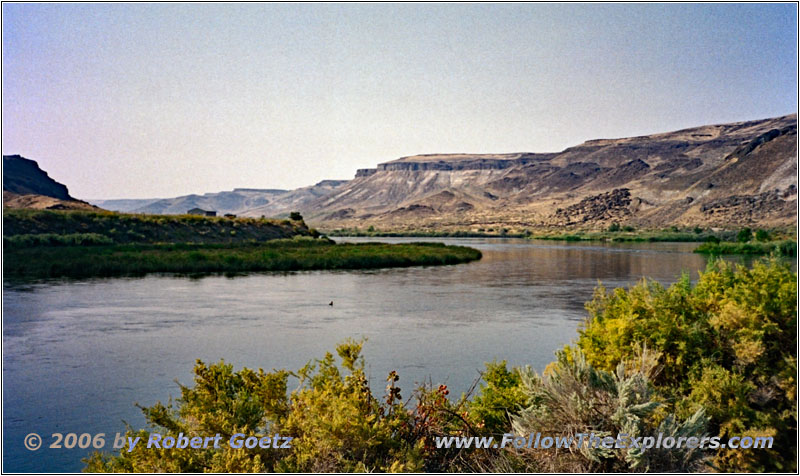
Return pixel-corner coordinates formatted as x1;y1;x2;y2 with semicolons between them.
3;3;797;199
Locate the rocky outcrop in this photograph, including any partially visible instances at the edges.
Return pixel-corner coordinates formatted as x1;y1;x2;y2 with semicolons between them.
3;155;72;200
551;189;633;226
355;168;377;178
324;208;356;220
2;155;100;210
698;186;797;225
377;153;556;171
724;125;795;161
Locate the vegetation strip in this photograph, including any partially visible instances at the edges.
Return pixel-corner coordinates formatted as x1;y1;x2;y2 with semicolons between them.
325;229;530;238
693;240;797;256
3;209;319;244
3;239;482;279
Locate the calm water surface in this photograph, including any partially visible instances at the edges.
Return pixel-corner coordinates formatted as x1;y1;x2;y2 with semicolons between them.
4;238;740;471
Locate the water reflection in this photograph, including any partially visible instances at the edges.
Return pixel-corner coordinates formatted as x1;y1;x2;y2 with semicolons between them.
1;238;786;472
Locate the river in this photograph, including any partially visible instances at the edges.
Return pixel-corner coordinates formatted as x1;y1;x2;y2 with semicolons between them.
3;238;748;471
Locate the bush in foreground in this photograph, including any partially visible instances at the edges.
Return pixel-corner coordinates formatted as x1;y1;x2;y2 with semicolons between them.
83;340;425;472
577;258;796;472
511;349;708;472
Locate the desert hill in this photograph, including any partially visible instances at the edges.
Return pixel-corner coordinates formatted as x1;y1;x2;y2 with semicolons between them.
91;181;348;217
93;188;288;216
278;114;796;230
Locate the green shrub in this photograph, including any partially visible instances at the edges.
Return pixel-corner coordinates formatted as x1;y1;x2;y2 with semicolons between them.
737;228;752;243
467;361;529;435
560;234;583;241
84;359;291;472
576;258;797;471
3;233;114;248
694;240;797;256
777;240;797;256
283;340;423;472
84;340;426;473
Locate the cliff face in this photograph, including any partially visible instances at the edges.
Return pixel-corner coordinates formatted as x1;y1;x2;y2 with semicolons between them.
274;114;797;230
3;155;72;200
2;155;98;210
355;168;377;177
376;153;557;171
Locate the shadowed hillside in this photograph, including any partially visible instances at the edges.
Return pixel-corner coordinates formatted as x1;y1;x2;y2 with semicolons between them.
3;155;98;210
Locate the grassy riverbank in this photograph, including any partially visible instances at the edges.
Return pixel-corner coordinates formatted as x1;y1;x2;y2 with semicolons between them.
527;226;797;256
694;239;797;256
528;229;734;242
4;238;482;279
324;228;529;238
326;226;795;245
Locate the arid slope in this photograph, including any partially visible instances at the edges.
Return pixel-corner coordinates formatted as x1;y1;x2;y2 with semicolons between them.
276;115;796;230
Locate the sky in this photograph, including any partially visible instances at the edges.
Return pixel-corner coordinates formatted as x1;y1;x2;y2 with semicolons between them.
2;3;797;199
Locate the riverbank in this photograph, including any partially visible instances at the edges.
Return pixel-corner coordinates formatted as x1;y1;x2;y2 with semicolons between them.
323;228;723;241
3;239;482;279
323;228;530;238
325;227;799;255
694;240;797;256
528;229;731;242
324;226;784;243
